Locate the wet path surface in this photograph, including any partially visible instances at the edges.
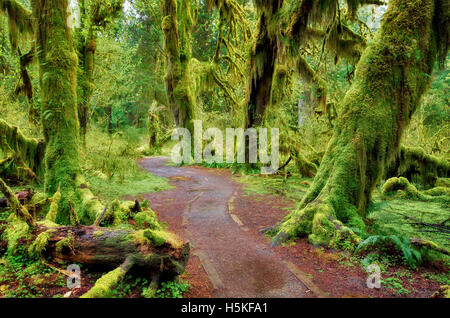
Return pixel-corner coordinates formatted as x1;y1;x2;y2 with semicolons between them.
139;157;309;298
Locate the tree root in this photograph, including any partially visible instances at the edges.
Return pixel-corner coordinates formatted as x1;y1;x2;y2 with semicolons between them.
81;255;135;298
271;199;362;248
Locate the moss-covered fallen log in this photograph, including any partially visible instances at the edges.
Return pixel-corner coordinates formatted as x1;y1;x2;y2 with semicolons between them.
32;225;190;278
386;146;450;187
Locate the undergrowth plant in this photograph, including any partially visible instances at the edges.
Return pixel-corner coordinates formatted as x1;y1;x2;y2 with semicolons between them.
355;235;422;268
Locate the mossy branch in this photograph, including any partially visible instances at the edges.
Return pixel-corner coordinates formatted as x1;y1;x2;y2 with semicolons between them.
0;177;34;226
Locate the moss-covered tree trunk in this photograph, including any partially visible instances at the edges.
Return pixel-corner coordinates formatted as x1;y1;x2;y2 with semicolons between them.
31;0;81;224
244;0;283;128
76;0;123;145
161;0;196;133
272;0;447;246
77;30;96;146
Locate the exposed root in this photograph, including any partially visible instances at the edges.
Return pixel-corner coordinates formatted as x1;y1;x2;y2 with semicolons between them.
81;255;135;298
271;199;362;248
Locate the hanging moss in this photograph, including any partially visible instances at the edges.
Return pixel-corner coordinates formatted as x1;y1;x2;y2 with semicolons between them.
161;0;197;133
0;0;33;50
0;119;45;178
272;0;447;247
76;0;124;143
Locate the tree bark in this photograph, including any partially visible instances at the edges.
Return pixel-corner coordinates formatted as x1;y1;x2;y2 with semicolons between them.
272;0;447;247
161;0;196;133
31;0;81;224
34;225;190;277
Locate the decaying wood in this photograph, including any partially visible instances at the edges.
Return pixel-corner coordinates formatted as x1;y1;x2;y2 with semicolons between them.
131;199;141;213
34;225;190;278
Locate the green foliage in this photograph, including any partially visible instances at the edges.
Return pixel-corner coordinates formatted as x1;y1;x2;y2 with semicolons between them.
155;277;190;298
367;194;450;265
356;235;422;268
82;127;173;200
380;277;410;296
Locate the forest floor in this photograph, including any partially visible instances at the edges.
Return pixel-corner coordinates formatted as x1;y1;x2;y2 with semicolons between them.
133;156;446;298
0;155;447;298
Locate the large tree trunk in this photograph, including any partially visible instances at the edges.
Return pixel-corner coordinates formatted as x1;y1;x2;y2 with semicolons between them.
272;0;447;246
161;0;196;134
244;0;283;128
31;0;81;224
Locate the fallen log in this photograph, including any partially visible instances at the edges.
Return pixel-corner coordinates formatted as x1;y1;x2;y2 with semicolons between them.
33;224;190;279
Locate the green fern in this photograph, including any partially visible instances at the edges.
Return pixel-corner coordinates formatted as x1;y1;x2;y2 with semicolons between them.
355;235;422;268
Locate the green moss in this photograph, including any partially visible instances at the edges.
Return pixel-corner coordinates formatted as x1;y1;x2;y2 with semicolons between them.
45;189;61;222
436;178;450;188
93;230;105;237
31;0;81;226
55;231;75;255
382;177;450;203
3;214;30;253
27;230;54;258
433;285;450;298
423;186;450;197
134;210;161;230
80;267;127;298
36;219;59;228
134;229;182;248
382;177;418;196
272;0;444;247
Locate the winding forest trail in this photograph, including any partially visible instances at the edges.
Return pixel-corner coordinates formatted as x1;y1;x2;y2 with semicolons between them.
138;157;313;298
134;156;441;298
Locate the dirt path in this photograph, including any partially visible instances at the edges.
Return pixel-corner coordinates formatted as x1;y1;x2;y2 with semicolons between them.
137;157;443;298
139;157;311;298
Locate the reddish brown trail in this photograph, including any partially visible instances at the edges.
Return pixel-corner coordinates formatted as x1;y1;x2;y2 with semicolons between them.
139;157;310;298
